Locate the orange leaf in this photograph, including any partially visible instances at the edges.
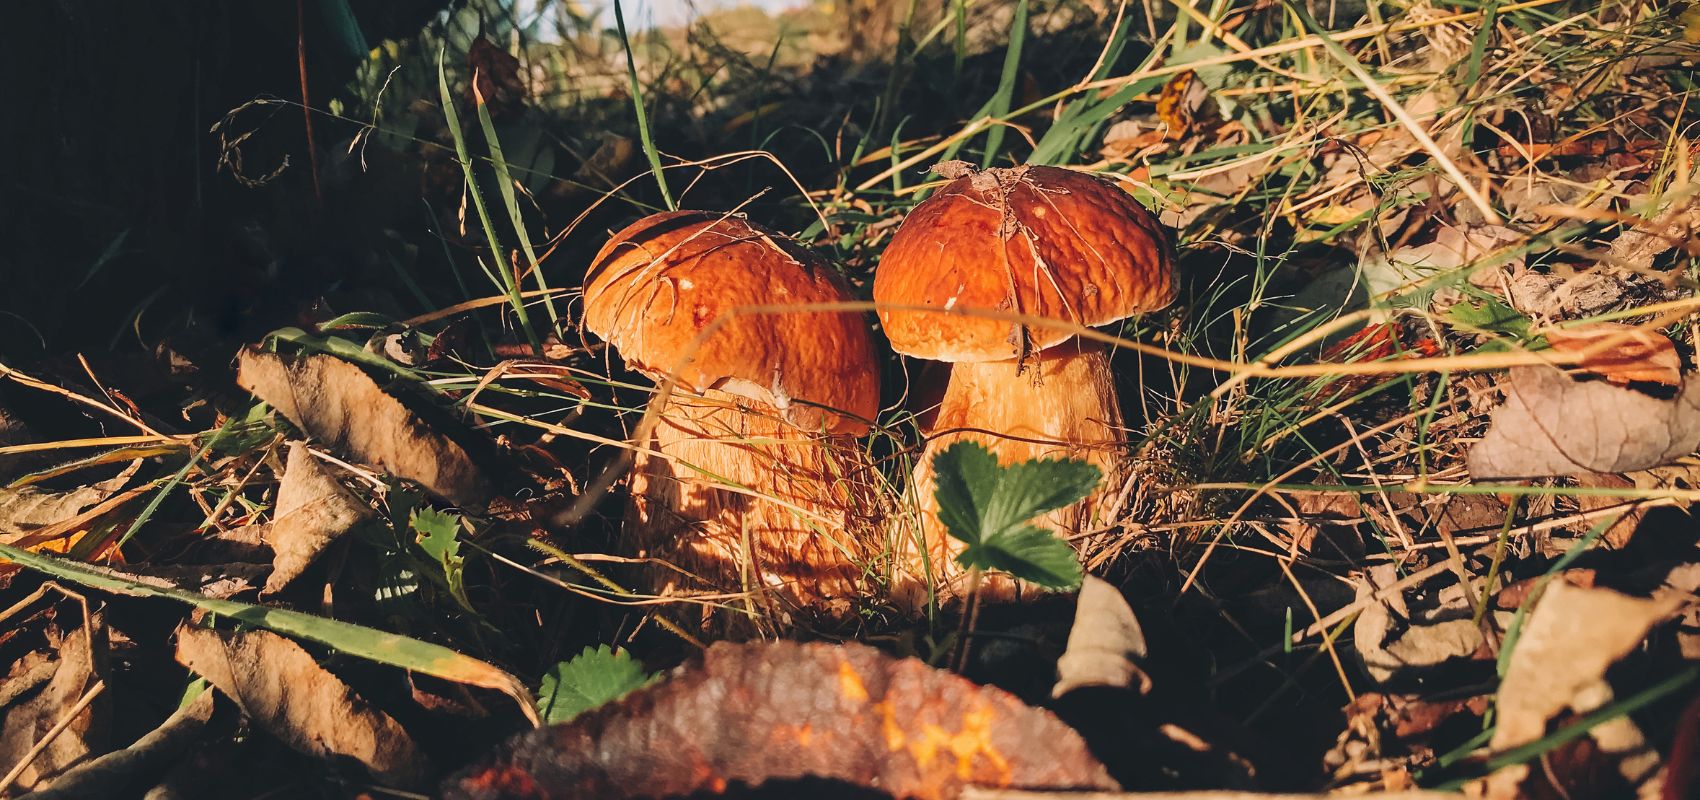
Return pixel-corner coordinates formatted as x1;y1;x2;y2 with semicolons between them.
1546;322;1681;386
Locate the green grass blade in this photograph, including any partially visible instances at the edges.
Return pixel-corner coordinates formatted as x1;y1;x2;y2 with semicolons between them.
0;542;539;726
316;0;369;59
1465;0;1499;85
436;48;539;350
978;0;1029;168
472;92;560;329
612;0;674;210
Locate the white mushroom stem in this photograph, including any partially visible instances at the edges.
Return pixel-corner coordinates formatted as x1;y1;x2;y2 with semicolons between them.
627;389;880;630
896;341;1127;608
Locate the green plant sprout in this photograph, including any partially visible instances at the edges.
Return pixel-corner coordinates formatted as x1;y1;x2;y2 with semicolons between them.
931;441;1098;591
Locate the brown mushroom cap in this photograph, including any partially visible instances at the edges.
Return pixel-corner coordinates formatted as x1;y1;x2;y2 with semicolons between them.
583;210;879;433
872;164;1177;362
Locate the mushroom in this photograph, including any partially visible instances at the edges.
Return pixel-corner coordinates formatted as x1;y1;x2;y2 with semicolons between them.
872;162;1177;604
582;211;882;628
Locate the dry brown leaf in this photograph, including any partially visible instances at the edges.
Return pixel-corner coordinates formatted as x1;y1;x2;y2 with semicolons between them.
236;347;486;507
1467;365;1700;480
1482;582;1680;798
1352;565;1501;685
444;641;1116;799
0;466;132;544
0;617;108;791
1606;195;1700;272
174;624;428;787
467;36;525;118
1053;576;1151;698
1545;323;1682;386
1362;225;1525;301
262;442;376;594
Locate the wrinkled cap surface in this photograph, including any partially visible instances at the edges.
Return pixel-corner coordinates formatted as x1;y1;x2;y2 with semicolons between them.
582;211;879;433
873;164;1177;362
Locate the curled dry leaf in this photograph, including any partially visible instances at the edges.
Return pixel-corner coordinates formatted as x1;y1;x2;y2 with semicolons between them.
0;616;107;792
175;623;429;788
1467;365;1700;480
1605;194;1699;272
1360;224;1525;301
236;347;486;507
444;641;1116;800
1482;582;1680;799
1352;565;1496;685
262;442;376;594
1544;322;1681;386
0;465;135;545
1053;576;1151;698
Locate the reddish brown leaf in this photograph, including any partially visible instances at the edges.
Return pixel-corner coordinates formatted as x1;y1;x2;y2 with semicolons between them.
1546;323;1681;386
444;642;1116;800
468;37;526;117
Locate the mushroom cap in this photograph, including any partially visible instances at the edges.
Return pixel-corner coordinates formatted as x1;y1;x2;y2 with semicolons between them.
872;164;1177;362
582;211;879;433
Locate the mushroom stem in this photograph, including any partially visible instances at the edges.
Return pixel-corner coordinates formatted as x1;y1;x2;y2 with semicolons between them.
628;389;879;630
897;340;1127;607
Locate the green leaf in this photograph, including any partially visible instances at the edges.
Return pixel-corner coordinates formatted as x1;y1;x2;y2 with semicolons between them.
411;508;471;611
931;441;1098;591
931;442;1001;545
987;457;1102;536
960;525;1084;588
538;645;657;725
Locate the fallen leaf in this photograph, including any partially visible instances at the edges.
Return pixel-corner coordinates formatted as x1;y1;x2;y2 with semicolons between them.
1483;582;1680;798
1098;120;1164;160
0;617;108;791
1155;70;1213;138
263;442;376;594
1053;576;1150;698
1605;195;1699;272
1545;322;1682;386
175;623;429;787
1360;225;1526;302
1468;365;1700;480
444;641;1116;799
1352;565;1499;685
1505;266;1677;324
467;36;525;117
236;347;487;507
0;467;131;543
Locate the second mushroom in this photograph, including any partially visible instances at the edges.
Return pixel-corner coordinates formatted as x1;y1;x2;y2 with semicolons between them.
873;162;1177;605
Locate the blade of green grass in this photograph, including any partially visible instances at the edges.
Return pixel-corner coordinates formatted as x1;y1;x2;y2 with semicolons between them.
471;88;560;330
978;0;1029;168
0;542;539;726
1464;0;1499;85
611;0;674;210
436;47;539;351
